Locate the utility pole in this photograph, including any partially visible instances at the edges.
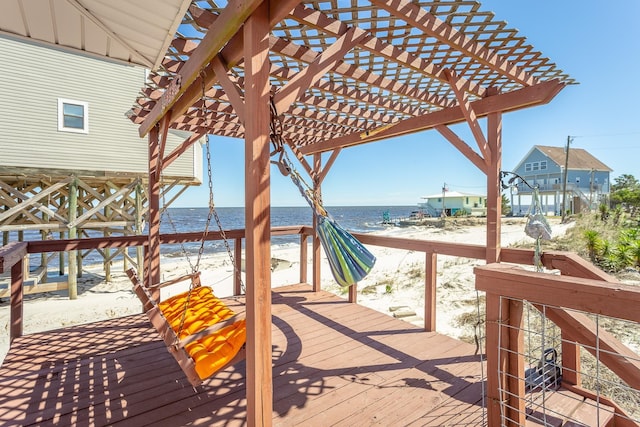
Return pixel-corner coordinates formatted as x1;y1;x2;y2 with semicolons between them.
561;136;572;222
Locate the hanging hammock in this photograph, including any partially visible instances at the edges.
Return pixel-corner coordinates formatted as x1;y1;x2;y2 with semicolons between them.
270;102;376;288
284;158;377;287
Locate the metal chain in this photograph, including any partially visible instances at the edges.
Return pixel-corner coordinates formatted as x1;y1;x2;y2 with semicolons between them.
193;134;215;273
269;97;325;213
206;133;245;293
175;75;215;339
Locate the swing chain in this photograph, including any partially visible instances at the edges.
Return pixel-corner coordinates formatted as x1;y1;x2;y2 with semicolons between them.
206;132;245;293
175;74;249;340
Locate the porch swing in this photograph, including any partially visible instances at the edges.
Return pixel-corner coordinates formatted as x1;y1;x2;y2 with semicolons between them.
126;131;246;387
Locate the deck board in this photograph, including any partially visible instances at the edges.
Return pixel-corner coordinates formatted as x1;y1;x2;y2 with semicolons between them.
0;284;488;426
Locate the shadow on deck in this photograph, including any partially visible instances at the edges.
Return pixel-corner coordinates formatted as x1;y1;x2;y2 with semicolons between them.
0;284;486;426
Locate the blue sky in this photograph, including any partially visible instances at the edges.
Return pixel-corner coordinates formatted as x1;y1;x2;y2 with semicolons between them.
175;0;640;208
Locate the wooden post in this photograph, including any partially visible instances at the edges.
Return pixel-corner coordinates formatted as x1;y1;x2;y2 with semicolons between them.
348;284;357;303
299;233;308;284
104;202;112;282
2;206;7;246
424;251;437;332
234;237;242;296
10;252;24;340
485;292;506;426
59;195;65;275
312;153;322;292
507;298;525;425
76;186;83;278
68;178;78;300
485;88;505;424
135;182;145;281
40;211;48;284
147;126;162;300
244;3;273;424
486;89;502;264
561;331;581;386
123;187;129;273
2;242;27;340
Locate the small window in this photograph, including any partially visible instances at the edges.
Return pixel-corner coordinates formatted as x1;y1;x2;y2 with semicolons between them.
525;163;532;172
540;160;547;170
58;98;88;133
532;162;539;171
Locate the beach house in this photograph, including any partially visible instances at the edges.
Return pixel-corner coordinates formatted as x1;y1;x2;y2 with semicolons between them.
0;32;202;294
0;1;637;426
419;190;486;217
509;145;612;215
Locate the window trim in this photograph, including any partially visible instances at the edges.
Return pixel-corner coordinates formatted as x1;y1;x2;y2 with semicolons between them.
58;98;89;133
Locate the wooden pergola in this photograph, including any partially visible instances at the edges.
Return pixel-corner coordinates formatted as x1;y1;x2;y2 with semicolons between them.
125;1;574;424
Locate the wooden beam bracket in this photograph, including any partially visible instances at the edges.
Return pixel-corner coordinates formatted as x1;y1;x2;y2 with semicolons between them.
444;68;490;164
211;55;246;123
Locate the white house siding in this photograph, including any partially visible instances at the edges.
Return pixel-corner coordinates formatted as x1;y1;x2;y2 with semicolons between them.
0;35;199;180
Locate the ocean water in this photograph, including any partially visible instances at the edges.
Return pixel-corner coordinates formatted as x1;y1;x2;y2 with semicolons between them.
159;205;415;259
12;206;416;268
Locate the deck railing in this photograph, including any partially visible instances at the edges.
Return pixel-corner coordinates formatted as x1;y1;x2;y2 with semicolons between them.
476;255;640;426
2;227;638;425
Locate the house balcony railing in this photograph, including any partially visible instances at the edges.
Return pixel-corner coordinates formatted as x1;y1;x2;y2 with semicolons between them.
1;228;638;425
515;182;605;195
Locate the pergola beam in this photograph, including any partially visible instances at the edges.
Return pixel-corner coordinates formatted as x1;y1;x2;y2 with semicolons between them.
139;0;264;137
139;0;303;137
445;69;491;163
210;55;246;123
161;133;205;172
435;125;487;173
300;79;565;154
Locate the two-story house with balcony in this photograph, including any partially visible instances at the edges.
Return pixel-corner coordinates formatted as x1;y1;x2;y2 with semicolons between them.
510;145;612;215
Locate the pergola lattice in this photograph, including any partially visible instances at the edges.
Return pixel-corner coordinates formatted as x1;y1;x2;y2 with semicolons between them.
128;0;573;156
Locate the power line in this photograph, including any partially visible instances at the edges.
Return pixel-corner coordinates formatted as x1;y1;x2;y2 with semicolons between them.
571;131;640;139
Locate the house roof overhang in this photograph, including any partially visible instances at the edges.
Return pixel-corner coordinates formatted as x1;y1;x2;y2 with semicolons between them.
0;0;191;69
125;0;575;158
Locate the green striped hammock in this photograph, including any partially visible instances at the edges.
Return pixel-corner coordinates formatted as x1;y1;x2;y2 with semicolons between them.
288;166;376;288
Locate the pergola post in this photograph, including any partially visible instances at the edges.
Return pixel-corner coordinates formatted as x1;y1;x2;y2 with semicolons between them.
312;153;322;292
243;2;273;424
147;126;161;300
485;89;506;425
486;89;502;264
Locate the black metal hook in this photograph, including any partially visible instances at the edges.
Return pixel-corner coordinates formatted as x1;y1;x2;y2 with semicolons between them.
500;170;536;191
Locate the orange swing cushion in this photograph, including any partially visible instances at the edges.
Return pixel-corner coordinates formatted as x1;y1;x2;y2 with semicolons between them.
158;287;246;380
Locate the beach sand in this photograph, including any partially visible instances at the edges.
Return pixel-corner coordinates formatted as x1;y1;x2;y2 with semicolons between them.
0;217;573;364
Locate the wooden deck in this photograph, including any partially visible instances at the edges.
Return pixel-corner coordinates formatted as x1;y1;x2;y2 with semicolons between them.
0;284;487;426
